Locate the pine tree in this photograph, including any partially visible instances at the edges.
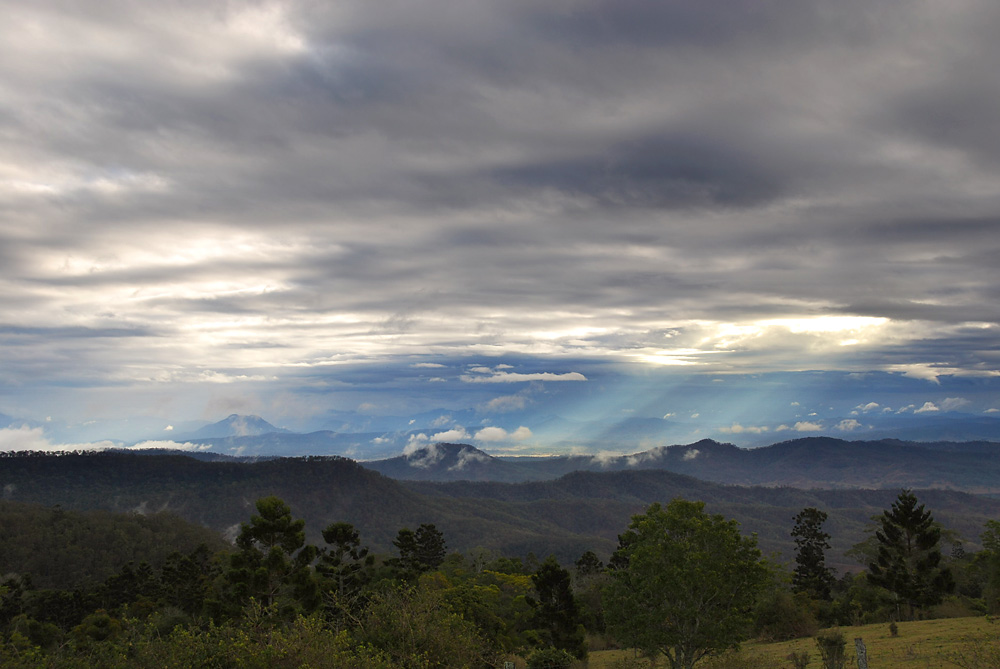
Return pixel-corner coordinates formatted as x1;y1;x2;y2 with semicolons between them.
529;556;587;659
868;489;954;620
791;507;835;600
317;522;374;625
227;496;318;613
414;523;447;570
391;523;447;580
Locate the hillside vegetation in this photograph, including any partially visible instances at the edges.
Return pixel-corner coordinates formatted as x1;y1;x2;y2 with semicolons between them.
5;450;1000;570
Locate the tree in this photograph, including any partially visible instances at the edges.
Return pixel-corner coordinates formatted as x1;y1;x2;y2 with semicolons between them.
574;551;604;578
414;523;447;571
528;556;587;659
317;522;374;626
979;520;1000;613
791;507;835;600
604;499;771;669
867;489;954;620
391;523;447;580
226;496;318;613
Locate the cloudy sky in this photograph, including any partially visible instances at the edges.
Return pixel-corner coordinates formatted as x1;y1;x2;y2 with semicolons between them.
1;0;998;449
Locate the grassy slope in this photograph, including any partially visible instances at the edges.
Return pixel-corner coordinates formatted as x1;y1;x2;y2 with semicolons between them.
587;616;998;668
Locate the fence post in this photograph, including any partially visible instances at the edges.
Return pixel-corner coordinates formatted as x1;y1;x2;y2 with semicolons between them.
855;637;868;669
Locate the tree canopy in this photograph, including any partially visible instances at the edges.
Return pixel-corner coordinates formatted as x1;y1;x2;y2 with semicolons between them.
603;499;770;669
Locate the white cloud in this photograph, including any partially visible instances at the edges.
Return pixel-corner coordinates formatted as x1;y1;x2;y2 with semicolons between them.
164;425;174;431
406;443;444;468
720;423;768;434
460;372;587;383
790;402;800;406
682;448;700;461
888;364;944;384
914;402;939;414
431;415;452;427
986;408;999;413
836;419;862;431
127;440;211;452
941;397;970;411
481;394;529;413
590;450;622;467
0;426;116;452
448;446;490;471
690;413;700;419
431;427;470;443
776;425;790;432
412;362;446;368
794;421;823;432
469;366;493;374
403;433;429;455
474;426;532;442
856;402;880;413
474;426;508;442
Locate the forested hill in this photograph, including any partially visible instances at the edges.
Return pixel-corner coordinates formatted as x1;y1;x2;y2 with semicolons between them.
364;437;1000;492
0;451;616;562
4;450;1000;571
0;501;228;589
403;470;1000;571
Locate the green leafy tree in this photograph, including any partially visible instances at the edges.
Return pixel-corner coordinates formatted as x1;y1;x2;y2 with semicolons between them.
528;556;587;659
226;496;319;614
791;507;835;600
604;499;771;669
867;489;954;620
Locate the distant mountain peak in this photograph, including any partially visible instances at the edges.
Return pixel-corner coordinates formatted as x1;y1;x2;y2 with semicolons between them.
190;414;289;439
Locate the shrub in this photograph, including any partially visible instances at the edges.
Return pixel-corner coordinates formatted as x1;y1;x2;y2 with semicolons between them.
788;650;811;668
815;630;847;669
527;646;576;669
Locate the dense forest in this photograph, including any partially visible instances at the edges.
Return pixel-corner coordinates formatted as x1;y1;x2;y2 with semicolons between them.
3;482;1000;667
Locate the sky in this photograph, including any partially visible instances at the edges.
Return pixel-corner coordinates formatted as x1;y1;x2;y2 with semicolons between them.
1;1;998;452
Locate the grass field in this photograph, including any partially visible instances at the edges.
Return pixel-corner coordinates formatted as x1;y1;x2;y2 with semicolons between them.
583;616;999;668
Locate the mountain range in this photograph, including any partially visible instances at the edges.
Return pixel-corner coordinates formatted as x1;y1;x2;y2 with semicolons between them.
4;449;999;572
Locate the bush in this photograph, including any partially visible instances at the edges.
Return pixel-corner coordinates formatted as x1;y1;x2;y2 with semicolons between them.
788;650;811;668
527;646;576;669
815;630;847;669
754;590;819;641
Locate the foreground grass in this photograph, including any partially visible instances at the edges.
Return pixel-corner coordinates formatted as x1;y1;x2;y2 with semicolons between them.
586;616;998;668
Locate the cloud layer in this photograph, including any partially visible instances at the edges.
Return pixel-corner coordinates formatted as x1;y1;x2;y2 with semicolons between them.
1;1;999;429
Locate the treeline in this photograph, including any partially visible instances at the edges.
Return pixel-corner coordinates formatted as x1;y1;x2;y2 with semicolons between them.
2;491;1000;668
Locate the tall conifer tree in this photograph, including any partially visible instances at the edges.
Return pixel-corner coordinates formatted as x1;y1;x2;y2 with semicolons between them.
868;489;954;619
791;507;835;600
